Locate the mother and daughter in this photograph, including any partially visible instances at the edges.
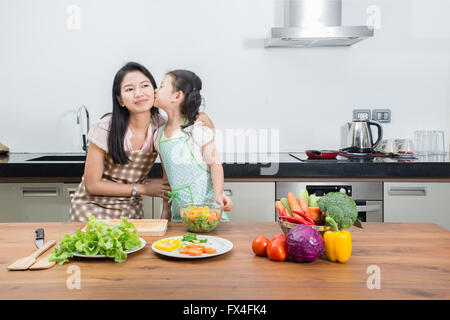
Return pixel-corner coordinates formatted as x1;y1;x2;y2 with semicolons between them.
69;62;232;222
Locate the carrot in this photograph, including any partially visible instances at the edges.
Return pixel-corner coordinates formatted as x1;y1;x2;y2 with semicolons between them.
299;196;308;214
188;248;203;256
275;201;286;217
287;192;305;220
280;198;293;217
307;207;322;224
203;247;217;254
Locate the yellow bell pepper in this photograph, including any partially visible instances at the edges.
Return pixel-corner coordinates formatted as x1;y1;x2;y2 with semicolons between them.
324;216;352;263
154;238;181;252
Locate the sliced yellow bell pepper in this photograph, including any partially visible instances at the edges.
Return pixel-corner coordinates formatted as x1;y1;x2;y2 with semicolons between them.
154;238;181;252
324;216;352;263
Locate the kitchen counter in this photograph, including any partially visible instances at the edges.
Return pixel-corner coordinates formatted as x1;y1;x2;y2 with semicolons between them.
0;152;449;180
1;221;449;300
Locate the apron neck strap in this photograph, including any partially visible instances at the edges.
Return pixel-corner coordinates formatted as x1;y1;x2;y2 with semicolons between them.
158;117;188;144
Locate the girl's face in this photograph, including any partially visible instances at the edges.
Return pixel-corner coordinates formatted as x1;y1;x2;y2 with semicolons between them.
118;71;155;114
154;74;182;111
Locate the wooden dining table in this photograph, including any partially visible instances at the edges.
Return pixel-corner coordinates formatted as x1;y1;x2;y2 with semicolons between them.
1;221;449;300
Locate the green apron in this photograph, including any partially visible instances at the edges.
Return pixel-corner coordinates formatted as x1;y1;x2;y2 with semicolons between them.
158;119;229;222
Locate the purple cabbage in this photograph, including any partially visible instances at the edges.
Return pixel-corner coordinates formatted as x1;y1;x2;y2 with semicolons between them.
286;225;324;262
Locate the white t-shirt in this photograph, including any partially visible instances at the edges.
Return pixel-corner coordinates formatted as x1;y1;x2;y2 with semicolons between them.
153;120;214;170
87;114;162;153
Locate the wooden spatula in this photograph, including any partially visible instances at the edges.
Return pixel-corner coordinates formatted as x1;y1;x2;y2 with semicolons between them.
8;240;56;271
29;245;57;270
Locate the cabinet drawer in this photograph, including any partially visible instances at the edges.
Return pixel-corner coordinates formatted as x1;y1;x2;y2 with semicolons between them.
0;183;65;222
153;183;276;222
384;182;450;229
62;183;80;221
224;182;275;222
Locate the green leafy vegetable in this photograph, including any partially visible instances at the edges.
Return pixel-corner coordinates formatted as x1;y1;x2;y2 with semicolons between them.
48;215;142;265
179;233;208;250
298;189;309;205
308;194;320;207
318;192;362;229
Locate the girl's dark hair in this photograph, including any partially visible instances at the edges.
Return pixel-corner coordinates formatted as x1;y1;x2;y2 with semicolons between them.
167;70;203;131
103;61;160;165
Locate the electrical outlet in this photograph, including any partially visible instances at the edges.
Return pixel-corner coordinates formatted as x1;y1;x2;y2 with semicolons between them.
372;109;391;123
353;109;371;121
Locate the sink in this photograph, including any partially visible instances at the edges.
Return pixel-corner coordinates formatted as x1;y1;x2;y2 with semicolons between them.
27;155;86;162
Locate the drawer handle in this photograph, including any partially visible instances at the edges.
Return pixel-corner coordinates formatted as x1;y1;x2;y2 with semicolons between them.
224;189;233;196
388;187;427;196
356;205;381;212
21;187;59;197
67;188;77;198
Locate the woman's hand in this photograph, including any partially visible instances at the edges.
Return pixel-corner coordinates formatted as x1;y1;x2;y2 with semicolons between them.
196;112;215;135
138;179;171;200
215;193;233;212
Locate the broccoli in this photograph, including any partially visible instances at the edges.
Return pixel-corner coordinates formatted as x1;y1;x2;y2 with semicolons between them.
318;192;362;229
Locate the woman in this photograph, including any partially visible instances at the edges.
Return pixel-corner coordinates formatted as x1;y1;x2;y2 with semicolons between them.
69;62;215;222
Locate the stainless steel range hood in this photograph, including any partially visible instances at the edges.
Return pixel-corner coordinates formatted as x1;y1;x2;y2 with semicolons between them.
265;0;374;48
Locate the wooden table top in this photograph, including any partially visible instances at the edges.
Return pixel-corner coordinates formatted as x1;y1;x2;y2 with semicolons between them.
1;221;449;300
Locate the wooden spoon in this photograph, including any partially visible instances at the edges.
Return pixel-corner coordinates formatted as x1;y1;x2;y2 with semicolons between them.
29;245;57;270
8;240;56;271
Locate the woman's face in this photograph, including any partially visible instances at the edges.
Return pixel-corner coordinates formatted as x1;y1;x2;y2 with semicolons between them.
118;71;155;114
154;74;180;111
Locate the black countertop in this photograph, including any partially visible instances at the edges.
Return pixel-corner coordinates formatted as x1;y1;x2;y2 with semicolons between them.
1;152;449;180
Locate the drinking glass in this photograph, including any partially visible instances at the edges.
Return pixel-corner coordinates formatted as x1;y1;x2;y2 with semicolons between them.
414;130;430;155
430;130;445;155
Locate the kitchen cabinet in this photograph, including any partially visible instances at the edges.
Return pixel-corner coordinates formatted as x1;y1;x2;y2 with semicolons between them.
153;196;163;219
0;183;65;222
153;182;276;221
0;182;156;222
62;183;79;221
142;196;153;219
224;182;275;222
384;182;450;229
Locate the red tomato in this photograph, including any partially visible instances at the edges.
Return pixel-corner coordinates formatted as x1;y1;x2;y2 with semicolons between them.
252;236;271;256
267;240;287;261
271;234;286;243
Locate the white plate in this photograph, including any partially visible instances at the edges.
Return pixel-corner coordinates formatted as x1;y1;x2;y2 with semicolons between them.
72;237;146;258
151;235;233;259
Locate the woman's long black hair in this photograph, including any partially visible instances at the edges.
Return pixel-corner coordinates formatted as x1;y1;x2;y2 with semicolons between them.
167;70;203;131
103;62;161;165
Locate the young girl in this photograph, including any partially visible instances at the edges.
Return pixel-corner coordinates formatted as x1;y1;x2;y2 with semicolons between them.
154;70;233;221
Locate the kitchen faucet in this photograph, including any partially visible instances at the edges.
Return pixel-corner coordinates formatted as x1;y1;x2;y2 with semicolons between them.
76;105;90;153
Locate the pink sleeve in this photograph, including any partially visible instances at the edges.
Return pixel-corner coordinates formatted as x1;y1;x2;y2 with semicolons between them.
87;115;112;152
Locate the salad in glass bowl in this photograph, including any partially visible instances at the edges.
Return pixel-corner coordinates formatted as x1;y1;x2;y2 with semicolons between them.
180;203;222;233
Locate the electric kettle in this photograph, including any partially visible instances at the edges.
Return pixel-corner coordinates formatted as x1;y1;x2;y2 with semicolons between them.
345;120;383;152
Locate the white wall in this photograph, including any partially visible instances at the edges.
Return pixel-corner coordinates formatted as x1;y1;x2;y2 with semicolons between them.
0;0;449;153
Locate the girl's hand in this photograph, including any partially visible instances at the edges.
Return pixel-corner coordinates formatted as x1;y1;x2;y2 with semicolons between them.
139;179;171;200
215;194;233;212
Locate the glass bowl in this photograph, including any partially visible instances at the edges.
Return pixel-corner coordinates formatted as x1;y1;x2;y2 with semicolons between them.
278;219;331;236
180;203;222;233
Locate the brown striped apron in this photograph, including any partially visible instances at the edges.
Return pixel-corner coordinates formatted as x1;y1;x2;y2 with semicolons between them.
69;150;158;222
